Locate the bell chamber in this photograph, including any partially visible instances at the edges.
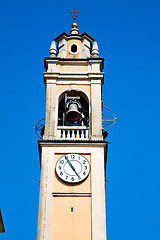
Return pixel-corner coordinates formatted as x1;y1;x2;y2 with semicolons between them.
58;91;89;127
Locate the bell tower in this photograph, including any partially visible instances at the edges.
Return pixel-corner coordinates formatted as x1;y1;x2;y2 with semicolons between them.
36;21;108;240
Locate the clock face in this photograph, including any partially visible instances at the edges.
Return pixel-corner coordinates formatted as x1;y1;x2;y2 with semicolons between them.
56;153;90;183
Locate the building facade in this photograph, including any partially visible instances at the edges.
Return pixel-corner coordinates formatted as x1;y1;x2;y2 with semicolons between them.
36;21;108;240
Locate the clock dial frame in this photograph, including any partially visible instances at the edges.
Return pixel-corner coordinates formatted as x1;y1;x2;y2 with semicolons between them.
56;153;90;183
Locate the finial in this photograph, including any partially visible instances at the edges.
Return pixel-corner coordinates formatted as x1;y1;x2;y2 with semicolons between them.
91;42;99;58
49;41;57;57
70;7;79;22
70;22;79;35
70;8;79;34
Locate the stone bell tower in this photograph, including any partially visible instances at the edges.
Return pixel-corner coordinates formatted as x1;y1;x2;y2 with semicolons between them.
36;21;108;240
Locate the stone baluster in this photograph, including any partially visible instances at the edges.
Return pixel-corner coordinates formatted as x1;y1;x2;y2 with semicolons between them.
81;130;84;139
62;130;65;139
67;130;70;139
86;129;89;138
72;130;75;139
77;130;80;139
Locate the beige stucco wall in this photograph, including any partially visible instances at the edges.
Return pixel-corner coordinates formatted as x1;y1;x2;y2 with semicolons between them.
67;39;82;58
60;65;88;72
56;83;91;100
56;84;90;96
52;196;91;240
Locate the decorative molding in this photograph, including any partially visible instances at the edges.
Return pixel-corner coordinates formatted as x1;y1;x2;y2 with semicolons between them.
52;193;91;197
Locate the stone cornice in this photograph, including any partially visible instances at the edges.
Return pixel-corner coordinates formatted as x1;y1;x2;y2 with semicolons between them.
43;71;104;84
44;57;104;71
38;139;108;148
54;32;95;43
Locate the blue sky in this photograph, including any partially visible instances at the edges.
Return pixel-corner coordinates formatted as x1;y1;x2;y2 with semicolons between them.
0;0;160;239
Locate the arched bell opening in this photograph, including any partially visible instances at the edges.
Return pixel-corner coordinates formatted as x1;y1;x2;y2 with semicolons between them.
58;90;89;127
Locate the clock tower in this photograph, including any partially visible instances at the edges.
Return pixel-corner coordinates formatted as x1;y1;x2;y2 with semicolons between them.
36;21;108;240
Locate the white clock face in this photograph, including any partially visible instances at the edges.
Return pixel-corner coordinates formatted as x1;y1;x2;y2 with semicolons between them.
56;153;90;183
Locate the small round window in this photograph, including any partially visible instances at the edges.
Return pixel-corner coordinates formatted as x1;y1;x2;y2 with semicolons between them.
69;43;80;55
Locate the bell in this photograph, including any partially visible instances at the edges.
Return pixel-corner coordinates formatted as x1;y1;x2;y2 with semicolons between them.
66;103;82;122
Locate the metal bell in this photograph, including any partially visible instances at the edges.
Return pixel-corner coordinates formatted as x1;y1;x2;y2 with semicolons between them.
66;103;82;122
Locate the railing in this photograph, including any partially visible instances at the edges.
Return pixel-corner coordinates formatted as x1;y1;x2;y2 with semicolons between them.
57;126;89;140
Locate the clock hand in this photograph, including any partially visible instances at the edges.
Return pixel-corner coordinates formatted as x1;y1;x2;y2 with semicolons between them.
65;156;79;177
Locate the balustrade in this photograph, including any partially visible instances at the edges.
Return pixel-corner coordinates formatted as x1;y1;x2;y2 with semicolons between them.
57;126;89;140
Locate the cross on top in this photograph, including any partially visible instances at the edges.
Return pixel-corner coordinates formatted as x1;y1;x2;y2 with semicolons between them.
70;7;79;22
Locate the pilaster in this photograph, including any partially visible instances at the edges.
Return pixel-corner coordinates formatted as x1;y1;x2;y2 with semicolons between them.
90;79;103;140
44;80;57;140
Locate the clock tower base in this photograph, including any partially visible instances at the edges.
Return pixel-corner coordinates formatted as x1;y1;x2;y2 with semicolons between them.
37;140;108;240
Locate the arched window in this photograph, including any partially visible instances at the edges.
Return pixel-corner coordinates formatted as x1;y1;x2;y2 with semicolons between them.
58;90;89;127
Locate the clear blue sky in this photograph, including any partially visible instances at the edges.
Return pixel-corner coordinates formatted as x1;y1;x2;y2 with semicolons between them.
0;0;160;239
